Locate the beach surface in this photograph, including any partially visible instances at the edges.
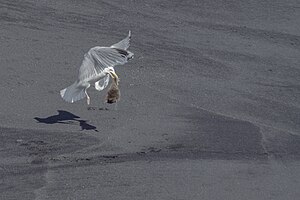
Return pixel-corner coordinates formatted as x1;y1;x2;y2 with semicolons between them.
0;0;300;199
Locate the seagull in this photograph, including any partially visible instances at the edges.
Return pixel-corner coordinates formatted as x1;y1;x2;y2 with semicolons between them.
60;31;133;105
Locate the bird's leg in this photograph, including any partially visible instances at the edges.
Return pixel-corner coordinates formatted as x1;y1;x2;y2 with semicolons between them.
87;96;90;105
85;90;90;105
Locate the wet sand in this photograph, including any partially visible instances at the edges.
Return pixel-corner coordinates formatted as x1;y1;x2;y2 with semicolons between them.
0;0;300;199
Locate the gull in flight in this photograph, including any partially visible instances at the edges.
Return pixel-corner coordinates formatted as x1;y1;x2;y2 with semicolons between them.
60;31;133;105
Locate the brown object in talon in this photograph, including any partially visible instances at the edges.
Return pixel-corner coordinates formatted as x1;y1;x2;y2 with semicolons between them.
106;73;120;104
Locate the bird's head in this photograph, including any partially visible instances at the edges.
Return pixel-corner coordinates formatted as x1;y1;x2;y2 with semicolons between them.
105;67;119;85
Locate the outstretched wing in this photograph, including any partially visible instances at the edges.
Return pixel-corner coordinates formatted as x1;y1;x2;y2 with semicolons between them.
78;47;130;82
110;31;131;50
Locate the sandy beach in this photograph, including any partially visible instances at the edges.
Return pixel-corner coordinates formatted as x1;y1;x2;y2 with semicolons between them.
0;0;299;199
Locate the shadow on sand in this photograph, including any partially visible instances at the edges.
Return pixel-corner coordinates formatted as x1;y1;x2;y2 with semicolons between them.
34;110;98;132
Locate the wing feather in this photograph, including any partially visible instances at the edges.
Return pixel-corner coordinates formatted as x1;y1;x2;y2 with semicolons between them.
78;53;96;82
78;47;130;82
110;31;131;50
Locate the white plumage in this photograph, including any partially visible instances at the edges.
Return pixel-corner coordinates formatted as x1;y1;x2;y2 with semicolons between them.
60;31;133;104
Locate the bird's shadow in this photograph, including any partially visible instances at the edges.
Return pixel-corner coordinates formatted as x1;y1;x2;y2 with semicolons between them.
34;110;98;132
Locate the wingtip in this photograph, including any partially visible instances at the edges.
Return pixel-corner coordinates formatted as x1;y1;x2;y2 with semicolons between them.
128;30;131;38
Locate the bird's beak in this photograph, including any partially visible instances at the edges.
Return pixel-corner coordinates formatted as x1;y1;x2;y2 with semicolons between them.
108;71;119;80
108;71;119;85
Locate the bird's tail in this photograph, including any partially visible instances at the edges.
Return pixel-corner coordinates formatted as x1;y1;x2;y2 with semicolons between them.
60;82;86;103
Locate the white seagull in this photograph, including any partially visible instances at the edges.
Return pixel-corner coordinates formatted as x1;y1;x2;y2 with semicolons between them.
60;31;133;105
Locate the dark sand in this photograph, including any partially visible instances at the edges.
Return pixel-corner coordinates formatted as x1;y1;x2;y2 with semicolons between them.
0;0;300;199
